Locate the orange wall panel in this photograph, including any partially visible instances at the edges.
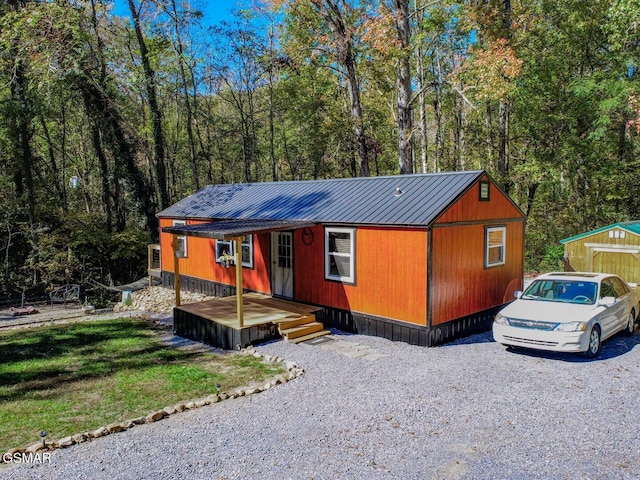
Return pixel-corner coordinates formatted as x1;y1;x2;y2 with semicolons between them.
430;221;524;325
294;225;428;325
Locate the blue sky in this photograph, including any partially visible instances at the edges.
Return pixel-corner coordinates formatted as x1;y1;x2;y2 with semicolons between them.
112;0;244;28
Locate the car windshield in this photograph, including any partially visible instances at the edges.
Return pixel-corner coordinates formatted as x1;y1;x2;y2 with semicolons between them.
520;279;598;305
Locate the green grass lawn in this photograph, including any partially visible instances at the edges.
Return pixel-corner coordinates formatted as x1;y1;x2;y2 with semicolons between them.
0;318;284;452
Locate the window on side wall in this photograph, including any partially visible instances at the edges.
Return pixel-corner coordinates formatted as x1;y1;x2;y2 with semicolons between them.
215;236;254;268
215;239;233;264
325;227;355;283
172;220;187;258
240;236;254;268
485;226;506;267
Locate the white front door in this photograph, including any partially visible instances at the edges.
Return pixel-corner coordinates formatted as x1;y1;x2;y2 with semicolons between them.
272;232;293;298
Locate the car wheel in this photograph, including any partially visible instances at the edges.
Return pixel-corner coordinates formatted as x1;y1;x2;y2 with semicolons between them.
624;309;635;336
585;325;601;358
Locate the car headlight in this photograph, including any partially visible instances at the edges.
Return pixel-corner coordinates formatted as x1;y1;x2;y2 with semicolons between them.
554;322;587;332
494;313;510;325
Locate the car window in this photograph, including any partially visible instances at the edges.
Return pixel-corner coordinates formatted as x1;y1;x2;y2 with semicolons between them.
609;277;630;297
522;279;596;304
600;280;617;298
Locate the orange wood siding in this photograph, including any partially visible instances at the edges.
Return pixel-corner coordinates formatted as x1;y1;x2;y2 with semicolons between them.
294;225;428;325
158;218;271;293
430;221;524;326
435;175;522;224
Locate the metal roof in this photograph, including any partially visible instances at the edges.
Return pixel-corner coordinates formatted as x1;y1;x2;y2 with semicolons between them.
560;220;640;244
163;219;316;240
157;170;490;227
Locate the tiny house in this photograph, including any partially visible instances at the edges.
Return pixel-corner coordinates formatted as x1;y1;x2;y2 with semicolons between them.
157;170;526;346
561;221;640;285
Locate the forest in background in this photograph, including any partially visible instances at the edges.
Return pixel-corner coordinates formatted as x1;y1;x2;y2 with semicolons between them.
1;0;639;301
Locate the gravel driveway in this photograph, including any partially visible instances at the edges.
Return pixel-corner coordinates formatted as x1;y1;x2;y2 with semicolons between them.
3;328;640;480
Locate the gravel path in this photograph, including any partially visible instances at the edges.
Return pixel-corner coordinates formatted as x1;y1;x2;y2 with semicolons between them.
2;328;640;480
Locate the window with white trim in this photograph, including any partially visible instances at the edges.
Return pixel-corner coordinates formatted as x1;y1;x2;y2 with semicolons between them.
172;220;187;258
486;226;506;267
215;236;254;268
325;227;355;283
215;240;234;265
240;236;254;268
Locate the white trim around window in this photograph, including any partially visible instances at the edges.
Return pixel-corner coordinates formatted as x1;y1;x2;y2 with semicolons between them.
486;226;506;267
324;227;355;283
172;220;187;258
240;235;254;268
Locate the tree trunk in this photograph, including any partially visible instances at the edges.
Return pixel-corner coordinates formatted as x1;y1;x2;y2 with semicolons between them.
6;0;36;224
498;0;512;192
485;101;494;171
344;57;369;177
416;39;428;173
395;0;413;174
433;87;443;172
77;73;158;234
498;98;510;193
169;0;199;190
455;94;466;170
312;0;369;177
10;68;36;225
39;117;67;214
128;0;169;210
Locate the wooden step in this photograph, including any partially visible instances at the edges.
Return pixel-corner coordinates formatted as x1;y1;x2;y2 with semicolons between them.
288;330;332;344
276;314;316;331
280;322;325;340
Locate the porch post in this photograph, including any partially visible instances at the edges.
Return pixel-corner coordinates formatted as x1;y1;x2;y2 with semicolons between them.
234;238;244;328
172;234;181;307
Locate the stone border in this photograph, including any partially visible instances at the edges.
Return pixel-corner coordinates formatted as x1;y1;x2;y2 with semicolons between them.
1;346;304;462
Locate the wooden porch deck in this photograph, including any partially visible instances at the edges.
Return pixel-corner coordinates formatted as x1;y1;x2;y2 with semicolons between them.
173;293;324;350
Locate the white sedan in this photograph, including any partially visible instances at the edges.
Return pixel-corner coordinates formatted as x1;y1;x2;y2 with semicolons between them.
493;272;638;357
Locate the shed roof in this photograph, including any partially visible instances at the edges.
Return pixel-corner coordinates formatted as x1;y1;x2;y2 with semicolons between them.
560;220;640;244
158;170;497;227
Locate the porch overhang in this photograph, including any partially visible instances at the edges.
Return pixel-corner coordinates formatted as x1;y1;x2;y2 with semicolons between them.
162;218;316;240
163;218;316;331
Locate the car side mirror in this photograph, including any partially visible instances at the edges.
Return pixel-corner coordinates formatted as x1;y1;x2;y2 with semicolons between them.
514;290;522;299
598;296;616;307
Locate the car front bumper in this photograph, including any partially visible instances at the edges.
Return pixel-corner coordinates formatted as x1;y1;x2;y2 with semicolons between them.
492;323;590;353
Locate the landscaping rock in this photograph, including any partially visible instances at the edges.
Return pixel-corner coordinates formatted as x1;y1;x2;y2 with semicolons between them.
146;410;166;423
71;433;88;444
113;286;214;314
5;448;26;456
91;427;108;438
58;436;74;448
131;417;147;425
106;423;126;434
163;406;177;416
120;420;134;430
26;443;46;453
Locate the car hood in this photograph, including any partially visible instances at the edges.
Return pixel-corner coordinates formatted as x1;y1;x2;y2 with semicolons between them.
499;299;604;324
